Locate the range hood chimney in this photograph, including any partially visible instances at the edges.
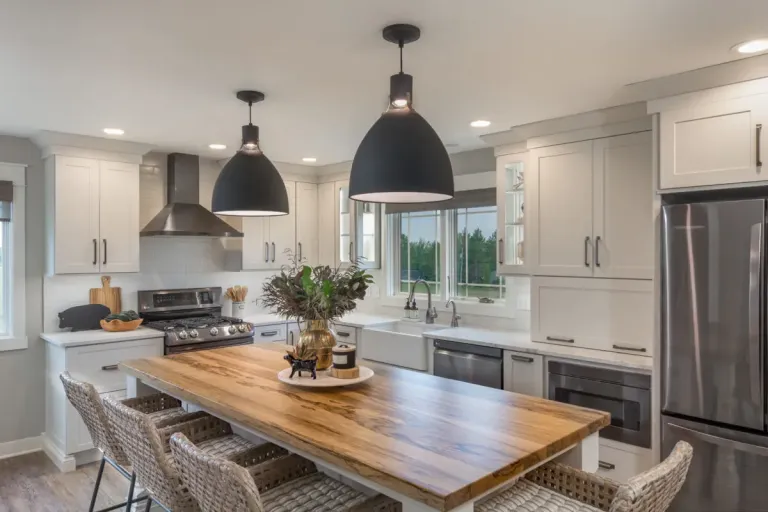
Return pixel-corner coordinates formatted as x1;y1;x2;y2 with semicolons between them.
140;153;243;237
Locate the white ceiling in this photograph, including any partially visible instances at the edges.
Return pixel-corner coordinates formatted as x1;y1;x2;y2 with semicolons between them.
2;0;768;164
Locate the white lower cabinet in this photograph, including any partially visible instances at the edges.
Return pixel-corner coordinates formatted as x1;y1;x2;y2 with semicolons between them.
531;277;653;356
253;323;288;344
597;439;654;483
503;350;543;397
44;335;164;471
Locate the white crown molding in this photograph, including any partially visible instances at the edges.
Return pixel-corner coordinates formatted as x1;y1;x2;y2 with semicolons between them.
647;76;768;114
32;131;155;163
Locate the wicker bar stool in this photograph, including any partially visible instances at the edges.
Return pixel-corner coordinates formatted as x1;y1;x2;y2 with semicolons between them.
103;396;287;512
169;432;401;512
59;372;189;512
477;441;693;512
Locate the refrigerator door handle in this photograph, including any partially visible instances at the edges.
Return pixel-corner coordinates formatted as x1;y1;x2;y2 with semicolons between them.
748;223;763;409
668;422;768;457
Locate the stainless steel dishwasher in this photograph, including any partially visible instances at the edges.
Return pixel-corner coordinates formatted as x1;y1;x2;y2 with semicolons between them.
433;339;503;389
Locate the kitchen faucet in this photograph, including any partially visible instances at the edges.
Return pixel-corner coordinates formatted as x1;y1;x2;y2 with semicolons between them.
407;279;437;324
445;300;461;327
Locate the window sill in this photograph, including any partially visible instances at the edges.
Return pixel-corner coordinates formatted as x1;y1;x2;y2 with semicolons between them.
0;335;27;352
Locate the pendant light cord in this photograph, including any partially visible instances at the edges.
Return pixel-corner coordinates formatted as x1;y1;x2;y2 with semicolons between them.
248;101;253;125
399;40;404;73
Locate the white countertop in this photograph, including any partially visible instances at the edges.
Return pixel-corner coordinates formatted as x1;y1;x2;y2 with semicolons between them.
423;326;652;371
242;311;400;329
242;313;286;327
41;326;165;348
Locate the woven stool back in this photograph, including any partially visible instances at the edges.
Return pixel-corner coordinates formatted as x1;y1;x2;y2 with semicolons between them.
59;372;129;466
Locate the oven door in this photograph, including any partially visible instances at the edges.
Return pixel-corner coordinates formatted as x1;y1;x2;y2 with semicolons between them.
548;371;651;448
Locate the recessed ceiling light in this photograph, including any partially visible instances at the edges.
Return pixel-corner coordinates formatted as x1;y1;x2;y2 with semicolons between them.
103;128;124;135
470;120;491;128
733;39;768;54
209;143;227;150
302;157;317;163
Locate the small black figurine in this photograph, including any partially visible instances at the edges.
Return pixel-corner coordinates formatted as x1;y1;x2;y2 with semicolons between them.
284;352;318;380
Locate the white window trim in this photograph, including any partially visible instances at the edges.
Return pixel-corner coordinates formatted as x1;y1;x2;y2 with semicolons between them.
0;162;26;351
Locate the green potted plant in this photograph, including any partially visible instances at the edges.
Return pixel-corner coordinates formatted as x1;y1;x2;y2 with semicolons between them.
260;256;374;370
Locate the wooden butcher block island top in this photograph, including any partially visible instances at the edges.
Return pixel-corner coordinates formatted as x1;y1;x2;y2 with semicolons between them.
120;344;609;511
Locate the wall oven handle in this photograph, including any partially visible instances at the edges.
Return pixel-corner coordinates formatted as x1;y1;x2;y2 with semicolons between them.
584;236;591;267
260;331;278;337
612;344;647;353
668;422;768;456
101;364;119;371
546;335;575;343
510;354;534;363
598;461;615;470
757;123;763;167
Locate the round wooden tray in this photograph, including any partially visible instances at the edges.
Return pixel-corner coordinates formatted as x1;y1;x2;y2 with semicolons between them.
277;365;374;388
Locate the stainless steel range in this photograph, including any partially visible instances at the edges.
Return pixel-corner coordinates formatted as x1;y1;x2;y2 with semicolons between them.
138;287;255;354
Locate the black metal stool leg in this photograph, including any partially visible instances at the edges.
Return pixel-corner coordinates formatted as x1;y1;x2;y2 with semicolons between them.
124;472;136;512
89;457;106;512
144;497;153;511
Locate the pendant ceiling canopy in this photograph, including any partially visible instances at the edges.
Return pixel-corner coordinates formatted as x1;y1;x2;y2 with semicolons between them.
211;90;289;217
349;24;454;204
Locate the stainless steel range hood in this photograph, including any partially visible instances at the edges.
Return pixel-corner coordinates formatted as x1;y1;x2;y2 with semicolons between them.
141;153;243;237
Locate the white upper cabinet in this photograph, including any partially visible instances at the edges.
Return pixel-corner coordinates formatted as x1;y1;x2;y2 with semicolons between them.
241;217;270;270
593;132;653;279
98;161;140;273
241;180;296;270
529;140;594;277
657;93;768;189
355;201;381;269
496;152;528;275
528;133;652;280
47;155;140;274
317;181;335;266
295;182;318;266
335;180;355;266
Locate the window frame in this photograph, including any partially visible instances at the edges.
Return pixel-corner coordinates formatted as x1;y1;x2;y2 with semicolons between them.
0;162;26;352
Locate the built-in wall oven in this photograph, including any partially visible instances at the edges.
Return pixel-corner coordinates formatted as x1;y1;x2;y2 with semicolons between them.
548;361;651;448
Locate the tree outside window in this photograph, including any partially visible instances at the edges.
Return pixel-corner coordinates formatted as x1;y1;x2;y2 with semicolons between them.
399;211;441;295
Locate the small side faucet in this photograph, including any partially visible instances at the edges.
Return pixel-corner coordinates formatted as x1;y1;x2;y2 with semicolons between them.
446;299;461;327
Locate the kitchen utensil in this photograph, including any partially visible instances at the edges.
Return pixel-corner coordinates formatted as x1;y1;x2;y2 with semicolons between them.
100;318;143;332
277;365;374;388
225;285;248;302
58;304;111;332
89;276;121;314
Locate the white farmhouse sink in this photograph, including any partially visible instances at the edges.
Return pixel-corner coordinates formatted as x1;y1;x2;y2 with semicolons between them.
360;321;431;371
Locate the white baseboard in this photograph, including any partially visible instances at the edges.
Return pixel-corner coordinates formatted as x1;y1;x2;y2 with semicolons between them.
0;435;42;460
41;433;76;472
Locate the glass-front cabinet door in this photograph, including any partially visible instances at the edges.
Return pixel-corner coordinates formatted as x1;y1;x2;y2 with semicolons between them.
334;180;381;269
497;152;528;274
336;181;355;266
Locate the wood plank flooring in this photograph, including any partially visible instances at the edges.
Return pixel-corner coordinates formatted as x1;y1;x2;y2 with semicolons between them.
0;452;162;512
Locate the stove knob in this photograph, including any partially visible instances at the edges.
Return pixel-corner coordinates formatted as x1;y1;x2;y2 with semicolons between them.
228;325;237;335
237;323;247;333
178;330;189;340
189;329;198;338
209;327;219;336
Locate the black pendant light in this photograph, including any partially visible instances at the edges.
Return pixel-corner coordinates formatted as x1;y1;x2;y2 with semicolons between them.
349;24;454;204
211;90;289;216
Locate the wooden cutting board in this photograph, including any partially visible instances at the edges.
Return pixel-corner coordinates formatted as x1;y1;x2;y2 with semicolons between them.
89;276;122;314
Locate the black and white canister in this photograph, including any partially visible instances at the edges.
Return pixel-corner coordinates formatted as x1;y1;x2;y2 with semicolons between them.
332;344;356;369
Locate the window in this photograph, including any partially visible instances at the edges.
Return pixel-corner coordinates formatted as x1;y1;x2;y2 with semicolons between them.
455;206;505;301
0;163;25;351
398;211;441;295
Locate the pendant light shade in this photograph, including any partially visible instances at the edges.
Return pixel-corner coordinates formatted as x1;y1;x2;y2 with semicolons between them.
211;91;289;216
349;24;454;203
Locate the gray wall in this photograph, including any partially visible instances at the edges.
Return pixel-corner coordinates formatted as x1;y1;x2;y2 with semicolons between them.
0;135;45;444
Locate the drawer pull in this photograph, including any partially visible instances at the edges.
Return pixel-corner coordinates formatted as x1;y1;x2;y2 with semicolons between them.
260;331;279;337
336;331;351;338
612;344;647;353
546;336;575;343
101;364;119;371
510;354;534;363
598;461;615;470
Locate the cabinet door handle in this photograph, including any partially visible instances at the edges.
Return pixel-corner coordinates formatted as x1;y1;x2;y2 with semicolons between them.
594;236;601;267
289;331;294;345
271;242;275;263
264;242;269;263
584;236;591;267
510;354;534;363
298;242;302;261
260;330;278;337
612;344;647;353
101;364;119;371
758;124;763;168
93;239;98;265
498;238;504;264
598;461;615;470
337;331;350;338
546;335;575;343
348;241;353;262
103;239;107;265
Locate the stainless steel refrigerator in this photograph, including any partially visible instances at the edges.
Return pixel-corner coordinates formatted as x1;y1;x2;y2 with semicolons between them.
662;199;768;512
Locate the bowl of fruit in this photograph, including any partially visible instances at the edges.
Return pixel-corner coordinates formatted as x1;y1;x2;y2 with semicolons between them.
100;310;143;332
